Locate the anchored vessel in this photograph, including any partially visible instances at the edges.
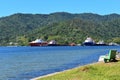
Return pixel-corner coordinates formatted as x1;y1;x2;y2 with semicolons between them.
83;37;95;46
29;39;48;46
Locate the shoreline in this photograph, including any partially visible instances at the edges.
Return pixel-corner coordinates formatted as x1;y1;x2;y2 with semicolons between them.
30;62;99;80
31;50;120;80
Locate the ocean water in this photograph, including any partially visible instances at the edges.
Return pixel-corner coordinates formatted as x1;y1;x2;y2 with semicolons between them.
0;46;120;80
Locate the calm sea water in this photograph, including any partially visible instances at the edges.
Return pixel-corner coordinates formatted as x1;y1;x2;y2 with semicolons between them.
0;46;120;80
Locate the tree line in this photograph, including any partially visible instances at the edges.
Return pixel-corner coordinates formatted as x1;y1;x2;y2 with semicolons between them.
0;12;120;46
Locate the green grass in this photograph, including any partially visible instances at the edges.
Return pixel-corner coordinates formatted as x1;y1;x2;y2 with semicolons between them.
36;60;120;80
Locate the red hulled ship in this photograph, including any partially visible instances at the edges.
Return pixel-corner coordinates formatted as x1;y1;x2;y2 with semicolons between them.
29;39;48;46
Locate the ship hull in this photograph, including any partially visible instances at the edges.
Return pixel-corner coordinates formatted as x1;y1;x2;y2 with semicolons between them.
30;43;48;46
83;42;95;46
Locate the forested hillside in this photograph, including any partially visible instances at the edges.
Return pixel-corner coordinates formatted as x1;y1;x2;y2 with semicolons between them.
0;12;120;46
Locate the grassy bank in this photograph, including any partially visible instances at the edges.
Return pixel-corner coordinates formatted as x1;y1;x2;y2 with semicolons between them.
35;60;120;80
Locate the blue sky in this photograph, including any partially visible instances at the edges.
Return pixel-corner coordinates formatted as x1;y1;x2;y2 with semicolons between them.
0;0;120;17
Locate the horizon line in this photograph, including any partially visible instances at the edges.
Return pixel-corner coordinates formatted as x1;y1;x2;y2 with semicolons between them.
0;12;120;18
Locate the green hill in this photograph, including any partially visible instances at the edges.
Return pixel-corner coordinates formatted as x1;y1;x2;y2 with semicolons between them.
0;12;120;46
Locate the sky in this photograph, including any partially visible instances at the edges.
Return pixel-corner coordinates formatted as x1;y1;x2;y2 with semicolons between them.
0;0;120;17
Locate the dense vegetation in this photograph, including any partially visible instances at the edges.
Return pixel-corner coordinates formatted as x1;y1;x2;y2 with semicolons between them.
0;12;120;46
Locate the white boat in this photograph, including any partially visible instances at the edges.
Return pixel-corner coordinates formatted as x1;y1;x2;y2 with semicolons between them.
96;40;107;46
48;40;59;46
109;42;119;46
83;37;95;46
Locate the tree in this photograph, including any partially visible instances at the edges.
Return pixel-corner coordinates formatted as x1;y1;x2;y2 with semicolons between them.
112;37;120;44
16;36;29;46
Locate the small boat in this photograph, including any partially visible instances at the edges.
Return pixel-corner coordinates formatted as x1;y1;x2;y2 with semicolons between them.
83;37;95;46
109;42;119;46
69;43;76;46
29;39;48;46
96;40;107;46
47;40;59;46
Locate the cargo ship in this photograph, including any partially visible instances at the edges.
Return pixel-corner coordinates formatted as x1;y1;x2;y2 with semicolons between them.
47;40;59;46
29;39;48;46
83;37;95;46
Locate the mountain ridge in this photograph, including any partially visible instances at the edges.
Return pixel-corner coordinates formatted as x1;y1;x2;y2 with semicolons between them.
0;12;120;46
